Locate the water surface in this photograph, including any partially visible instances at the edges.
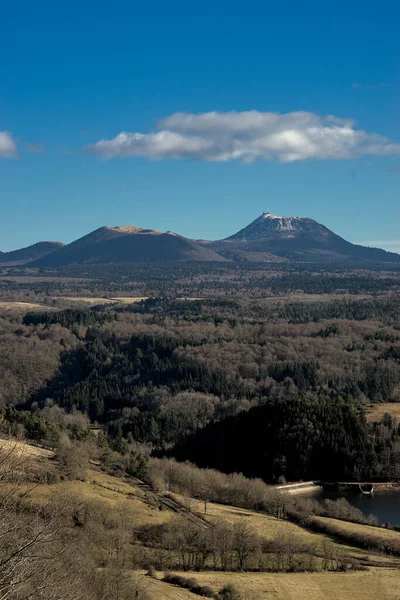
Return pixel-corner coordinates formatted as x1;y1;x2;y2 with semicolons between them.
304;489;400;526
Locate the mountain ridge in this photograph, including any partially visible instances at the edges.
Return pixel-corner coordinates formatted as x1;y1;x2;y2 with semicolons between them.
2;212;399;266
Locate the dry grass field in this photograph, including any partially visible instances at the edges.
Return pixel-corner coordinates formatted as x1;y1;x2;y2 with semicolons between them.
3;437;400;599
366;403;400;422
157;569;400;600
199;500;320;544
0;301;55;312
55;296;148;305
24;471;173;528
109;296;149;303
56;296;118;304
311;515;400;547
135;575;203;599
0;436;54;459
58;296;203;304
0;437;172;527
180;496;400;567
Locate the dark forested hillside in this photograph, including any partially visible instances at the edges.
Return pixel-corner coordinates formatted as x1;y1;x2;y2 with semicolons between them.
169;395;373;481
25;330;249;442
1;263;400;483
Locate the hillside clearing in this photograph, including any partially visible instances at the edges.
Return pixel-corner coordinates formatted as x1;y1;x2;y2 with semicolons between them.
200;500;319;543
27;472;173;527
135;575;204;599
0;301;55;312
179;497;399;566
366;403;400;422
311;516;400;548
51;296;149;305
0;436;54;459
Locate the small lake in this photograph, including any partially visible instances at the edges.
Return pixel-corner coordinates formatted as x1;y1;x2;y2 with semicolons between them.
304;489;400;526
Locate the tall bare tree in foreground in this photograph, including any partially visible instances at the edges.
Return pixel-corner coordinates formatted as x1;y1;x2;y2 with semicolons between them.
0;441;85;600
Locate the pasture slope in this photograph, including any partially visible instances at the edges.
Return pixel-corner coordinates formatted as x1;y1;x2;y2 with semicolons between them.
142;569;400;600
2;437;400;600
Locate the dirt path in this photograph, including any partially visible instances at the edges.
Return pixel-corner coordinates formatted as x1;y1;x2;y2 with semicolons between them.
132;479;210;529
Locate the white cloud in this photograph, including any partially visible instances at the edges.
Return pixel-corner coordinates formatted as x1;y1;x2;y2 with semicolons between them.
88;131;213;160
86;110;400;164
0;131;17;158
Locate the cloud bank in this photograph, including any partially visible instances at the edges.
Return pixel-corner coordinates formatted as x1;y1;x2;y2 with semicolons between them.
0;131;17;158
86;110;400;163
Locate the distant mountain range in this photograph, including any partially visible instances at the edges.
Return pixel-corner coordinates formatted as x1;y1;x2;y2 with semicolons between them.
1;213;399;266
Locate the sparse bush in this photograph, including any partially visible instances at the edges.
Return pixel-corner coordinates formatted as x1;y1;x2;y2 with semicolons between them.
55;434;89;480
145;565;157;578
217;583;242;600
163;573;215;597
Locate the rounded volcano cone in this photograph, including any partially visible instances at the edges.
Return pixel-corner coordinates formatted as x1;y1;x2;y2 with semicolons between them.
28;226;227;266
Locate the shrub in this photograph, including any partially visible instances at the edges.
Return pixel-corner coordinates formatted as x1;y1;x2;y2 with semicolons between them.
145;566;157;578
217;584;242;600
55;435;89;481
163;573;215;597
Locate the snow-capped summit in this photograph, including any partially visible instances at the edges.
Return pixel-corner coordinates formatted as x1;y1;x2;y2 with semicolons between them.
227;211;333;241
210;211;400;262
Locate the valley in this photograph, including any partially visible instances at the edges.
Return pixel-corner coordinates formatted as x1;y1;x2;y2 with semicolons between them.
3;2;398;597
2;435;400;600
1;257;400;599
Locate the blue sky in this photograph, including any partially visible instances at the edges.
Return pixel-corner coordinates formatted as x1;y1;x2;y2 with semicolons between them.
1;0;399;252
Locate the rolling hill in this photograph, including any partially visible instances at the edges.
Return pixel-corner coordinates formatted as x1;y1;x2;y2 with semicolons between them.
28;226;226;266
0;241;64;266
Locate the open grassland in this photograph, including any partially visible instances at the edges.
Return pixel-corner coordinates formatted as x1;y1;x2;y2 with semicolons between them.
58;295;203;304
0;436;54;459
0;301;55;312
3;436;400;598
27;470;173;528
182;497;399;566
158;569;400;600
0;437;172;526
110;296;149;303
136;575;203;599
52;296;149;305
201;500;319;544
366;403;400;422
311;516;400;550
55;296;120;304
